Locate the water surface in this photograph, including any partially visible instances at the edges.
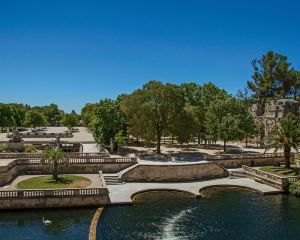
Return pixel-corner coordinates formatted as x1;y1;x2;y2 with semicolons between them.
0;189;300;240
98;189;300;240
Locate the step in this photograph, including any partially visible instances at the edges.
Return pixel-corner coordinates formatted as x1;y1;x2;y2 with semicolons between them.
229;169;247;178
103;174;125;185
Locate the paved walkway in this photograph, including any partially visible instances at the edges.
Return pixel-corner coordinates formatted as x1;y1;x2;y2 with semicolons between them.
107;177;281;204
82;143;100;153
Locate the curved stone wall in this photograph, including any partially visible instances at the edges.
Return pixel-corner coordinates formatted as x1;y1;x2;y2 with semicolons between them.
0;158;137;186
121;162;229;182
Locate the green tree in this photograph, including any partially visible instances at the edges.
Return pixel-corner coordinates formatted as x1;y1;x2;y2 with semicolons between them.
24;110;47;129
81;103;96;130
61;111;79;133
0;104;14;132
32;104;62;125
265;115;300;168
206;98;256;152
121;81;186;154
247;51;290;115
240;110;257;147
114;130;127;154
199;83;229;143
92;98;127;145
42;147;66;180
10;104;27;127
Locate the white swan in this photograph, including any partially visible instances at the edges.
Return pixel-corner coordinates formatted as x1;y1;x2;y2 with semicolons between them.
42;217;52;225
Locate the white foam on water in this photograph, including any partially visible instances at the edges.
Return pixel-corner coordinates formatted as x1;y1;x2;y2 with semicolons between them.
160;208;194;240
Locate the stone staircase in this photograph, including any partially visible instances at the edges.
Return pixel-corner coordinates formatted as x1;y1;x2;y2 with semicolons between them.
103;174;124;185
103;163;139;185
228;169;247;179
118;163;139;176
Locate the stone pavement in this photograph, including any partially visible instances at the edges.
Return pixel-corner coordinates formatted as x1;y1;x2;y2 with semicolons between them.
0;127;95;143
107;177;281;204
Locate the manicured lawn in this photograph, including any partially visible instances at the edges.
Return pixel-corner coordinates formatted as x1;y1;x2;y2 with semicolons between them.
16;175;91;189
260;166;300;176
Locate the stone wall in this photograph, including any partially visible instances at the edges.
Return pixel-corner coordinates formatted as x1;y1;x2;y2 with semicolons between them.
211;156;284;168
250;99;300;136
0;159;136;186
0;191;109;210
121;163;229;182
242;165;300;191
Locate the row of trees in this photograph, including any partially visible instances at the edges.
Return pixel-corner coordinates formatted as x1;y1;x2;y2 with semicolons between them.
82;51;299;155
0;103;80;131
82;81;257;153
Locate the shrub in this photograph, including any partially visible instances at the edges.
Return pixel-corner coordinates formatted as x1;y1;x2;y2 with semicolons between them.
0;146;9;153
25;145;37;153
289;181;300;197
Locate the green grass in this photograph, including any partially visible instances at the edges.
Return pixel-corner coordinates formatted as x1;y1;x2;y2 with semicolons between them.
16;175;91;189
260;166;300;176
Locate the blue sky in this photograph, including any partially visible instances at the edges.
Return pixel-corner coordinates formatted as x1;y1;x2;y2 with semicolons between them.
0;0;299;112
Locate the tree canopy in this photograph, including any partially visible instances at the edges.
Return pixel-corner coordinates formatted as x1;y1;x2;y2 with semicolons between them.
24;109;47;129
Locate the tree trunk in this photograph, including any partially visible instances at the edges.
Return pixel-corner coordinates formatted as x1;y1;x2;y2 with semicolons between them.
284;145;291;169
156;131;161;154
260;130;264;148
53;160;58;180
197;133;201;145
245;137;248;147
223;140;227;152
171;136;174;146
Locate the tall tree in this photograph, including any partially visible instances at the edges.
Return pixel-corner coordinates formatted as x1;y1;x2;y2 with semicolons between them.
0;104;15;132
24;110;47;129
265;115;300;168
61;111;79;133
42;147;66;180
206;98;256;152
247;51;291;116
121;81;186;154
92;98;127;145
81;103;96;130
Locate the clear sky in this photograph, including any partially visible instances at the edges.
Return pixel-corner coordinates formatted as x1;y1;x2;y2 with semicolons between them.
0;0;299;112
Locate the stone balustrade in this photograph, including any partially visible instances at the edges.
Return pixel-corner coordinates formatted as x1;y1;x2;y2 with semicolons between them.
242;165;300;190
0;187;109;209
7;131;73;138
0;188;107;199
205;153;285;160
0;152;110;159
0;157;138;187
210;154;285;168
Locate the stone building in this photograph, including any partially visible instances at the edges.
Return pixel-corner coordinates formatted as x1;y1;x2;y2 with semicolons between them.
250;99;300;136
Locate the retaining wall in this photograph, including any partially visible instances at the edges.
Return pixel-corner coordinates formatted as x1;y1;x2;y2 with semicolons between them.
0;158;137;186
0;188;109;209
211;156;284;168
121;162;229;182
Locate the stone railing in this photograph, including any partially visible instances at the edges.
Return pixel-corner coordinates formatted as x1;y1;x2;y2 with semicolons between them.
205;153;286;161
7;131;72;138
0;187;108;200
242;165;300;190
17;157;137;165
98;171;107;188
0;152;110;159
